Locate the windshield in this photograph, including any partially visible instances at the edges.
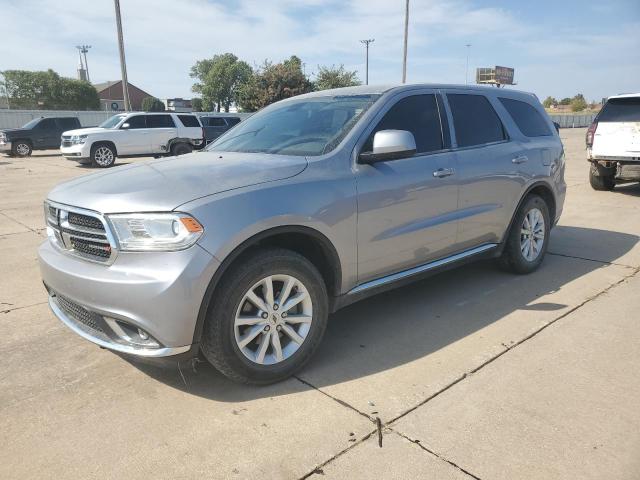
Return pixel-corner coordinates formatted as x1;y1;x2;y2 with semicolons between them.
207;94;380;156
99;114;127;129
22;118;41;129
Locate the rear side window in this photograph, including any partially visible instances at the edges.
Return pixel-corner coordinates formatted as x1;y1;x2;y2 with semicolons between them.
146;114;175;128
226;117;241;126
37;118;57;130
178;115;200;127
205;117;227;127
598;97;640;122
363;94;444;154
56;118;79;130
447;94;506;147
125;115;147;129
499;98;552;137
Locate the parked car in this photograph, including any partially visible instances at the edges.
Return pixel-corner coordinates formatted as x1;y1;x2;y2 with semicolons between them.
0;116;81;157
60;112;204;168
39;84;565;384
200;115;241;143
586;93;640;190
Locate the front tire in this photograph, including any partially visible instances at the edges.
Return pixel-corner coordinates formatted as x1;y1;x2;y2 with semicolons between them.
201;248;328;384
589;163;615;191
12;141;32;157
498;194;550;274
91;143;116;168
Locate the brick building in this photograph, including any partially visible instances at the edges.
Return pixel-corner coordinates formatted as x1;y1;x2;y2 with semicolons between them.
94;80;154;112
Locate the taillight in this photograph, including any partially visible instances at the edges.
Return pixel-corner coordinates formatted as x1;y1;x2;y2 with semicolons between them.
586;121;597;147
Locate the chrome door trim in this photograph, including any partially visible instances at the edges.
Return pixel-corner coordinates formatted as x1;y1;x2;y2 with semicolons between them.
348;243;497;295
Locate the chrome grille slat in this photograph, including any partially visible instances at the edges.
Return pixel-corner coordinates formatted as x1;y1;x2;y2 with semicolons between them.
45;201;117;264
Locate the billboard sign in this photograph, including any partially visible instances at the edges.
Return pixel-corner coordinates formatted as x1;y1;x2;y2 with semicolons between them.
495;66;515;85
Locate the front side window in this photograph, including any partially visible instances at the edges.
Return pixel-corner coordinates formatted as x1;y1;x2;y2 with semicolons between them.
37;118;57;130
125;115;147;129
447;94;506;148
499;98;551;137
207;94;380;156
362;94;444;154
147;114;175;128
99;114;126;129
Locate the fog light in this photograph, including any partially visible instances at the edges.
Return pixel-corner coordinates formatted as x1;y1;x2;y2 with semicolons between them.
138;328;149;340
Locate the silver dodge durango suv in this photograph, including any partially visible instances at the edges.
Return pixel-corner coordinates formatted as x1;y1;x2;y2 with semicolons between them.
39;84;566;384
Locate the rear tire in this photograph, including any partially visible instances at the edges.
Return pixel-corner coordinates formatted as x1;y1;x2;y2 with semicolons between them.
498;194;550;274
12;141;32;157
171;142;192;156
91;143;116;168
589;163;615;191
201;247;328;384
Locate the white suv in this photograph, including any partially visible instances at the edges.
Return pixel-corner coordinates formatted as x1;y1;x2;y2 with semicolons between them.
60;112;204;168
587;93;640;190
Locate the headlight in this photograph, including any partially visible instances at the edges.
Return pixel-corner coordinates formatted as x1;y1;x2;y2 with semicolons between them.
0;132;6;141
107;213;204;251
71;134;88;144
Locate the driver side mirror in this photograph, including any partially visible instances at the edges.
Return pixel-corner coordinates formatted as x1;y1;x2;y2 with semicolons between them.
120;123;130;129
358;130;417;164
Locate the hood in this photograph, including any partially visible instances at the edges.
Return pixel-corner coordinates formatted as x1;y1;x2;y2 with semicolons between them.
62;127;108;136
47;151;308;213
1;128;29;138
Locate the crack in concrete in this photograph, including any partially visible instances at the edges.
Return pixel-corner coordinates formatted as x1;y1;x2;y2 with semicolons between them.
547;250;635;269
391;429;482;480
1;301;48;314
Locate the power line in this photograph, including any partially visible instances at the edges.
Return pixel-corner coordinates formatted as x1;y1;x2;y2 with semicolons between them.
360;39;375;85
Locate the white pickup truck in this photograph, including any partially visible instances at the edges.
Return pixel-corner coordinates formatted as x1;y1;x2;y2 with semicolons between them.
60;112;204;168
587;93;640;190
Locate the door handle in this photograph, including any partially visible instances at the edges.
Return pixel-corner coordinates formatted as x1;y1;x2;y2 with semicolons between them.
433;167;454;178
512;155;528;164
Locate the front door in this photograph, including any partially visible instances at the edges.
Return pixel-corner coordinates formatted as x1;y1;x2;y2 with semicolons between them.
117;114;150;155
355;91;459;284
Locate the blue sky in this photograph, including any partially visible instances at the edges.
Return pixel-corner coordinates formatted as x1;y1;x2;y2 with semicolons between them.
1;0;638;102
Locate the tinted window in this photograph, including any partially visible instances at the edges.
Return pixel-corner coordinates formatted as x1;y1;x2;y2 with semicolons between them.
206;117;227;127
178;115;200;127
125;115;146;129
499;98;552;137
226;117;241;126
147;114;175;128
598;97;640;122
56;118;79;130
447;94;506;147
37;118;57;130
363;94;443;154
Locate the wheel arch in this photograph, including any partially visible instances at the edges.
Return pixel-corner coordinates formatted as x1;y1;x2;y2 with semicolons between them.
91;140;118;156
501;181;557;244
192;225;342;345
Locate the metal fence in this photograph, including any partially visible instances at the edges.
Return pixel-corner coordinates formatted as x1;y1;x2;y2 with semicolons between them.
548;114;596;128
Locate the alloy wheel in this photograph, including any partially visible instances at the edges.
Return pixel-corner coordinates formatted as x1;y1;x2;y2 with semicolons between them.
520;207;545;261
94;147;114;166
16;143;30;156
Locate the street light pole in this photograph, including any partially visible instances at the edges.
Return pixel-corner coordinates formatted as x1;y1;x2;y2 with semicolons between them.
113;0;131;111
402;0;409;83
360;39;374;85
465;43;472;84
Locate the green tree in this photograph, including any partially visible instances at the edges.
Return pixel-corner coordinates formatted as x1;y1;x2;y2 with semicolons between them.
190;53;252;112
314;64;361;90
542;96;557;108
570;93;587;112
142;96;165;111
191;97;203;112
1;69;99;110
237;56;313;111
559;97;571;106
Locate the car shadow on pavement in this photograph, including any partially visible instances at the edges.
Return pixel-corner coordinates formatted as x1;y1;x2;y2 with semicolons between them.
613;183;640;197
124;225;638;401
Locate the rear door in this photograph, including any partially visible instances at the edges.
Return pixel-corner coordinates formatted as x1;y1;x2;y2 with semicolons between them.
32;118;59;148
443;91;524;250
147;114;177;153
592;97;640;159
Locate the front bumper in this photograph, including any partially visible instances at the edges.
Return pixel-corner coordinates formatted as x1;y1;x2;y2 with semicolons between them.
60;142;91;159
0;140;11;153
39;239;220;357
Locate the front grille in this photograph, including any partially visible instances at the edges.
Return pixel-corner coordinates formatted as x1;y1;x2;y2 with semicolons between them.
70;237;112;258
45;202;116;264
55;294;104;333
61;135;72;147
68;212;105;231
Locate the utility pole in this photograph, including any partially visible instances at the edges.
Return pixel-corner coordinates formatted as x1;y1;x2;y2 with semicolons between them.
113;0;131;111
76;45;92;82
465;44;472;84
360;39;374;85
402;0;409;83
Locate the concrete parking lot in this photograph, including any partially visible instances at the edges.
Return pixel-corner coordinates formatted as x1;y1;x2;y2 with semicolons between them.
1;128;639;479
